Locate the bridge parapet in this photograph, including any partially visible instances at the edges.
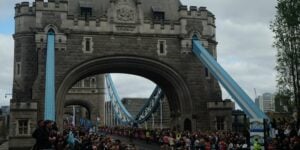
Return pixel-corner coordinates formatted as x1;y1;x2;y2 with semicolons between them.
207;100;235;110
15;0;68;17
179;5;215;22
15;2;35;17
35;0;68;12
10;101;38;111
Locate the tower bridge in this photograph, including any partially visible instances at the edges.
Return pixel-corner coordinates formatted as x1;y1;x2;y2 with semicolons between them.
9;0;266;149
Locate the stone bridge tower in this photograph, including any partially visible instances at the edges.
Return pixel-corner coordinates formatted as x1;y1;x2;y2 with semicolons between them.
10;0;221;149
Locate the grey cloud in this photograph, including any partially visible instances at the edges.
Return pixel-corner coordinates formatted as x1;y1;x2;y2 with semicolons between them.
111;74;156;99
181;0;276;24
0;0;34;20
0;34;14;106
0;35;14;87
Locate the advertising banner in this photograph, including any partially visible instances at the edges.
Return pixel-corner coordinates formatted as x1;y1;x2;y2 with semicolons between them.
250;119;265;150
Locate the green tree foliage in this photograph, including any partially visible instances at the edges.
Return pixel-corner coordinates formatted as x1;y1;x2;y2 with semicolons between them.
271;0;300;119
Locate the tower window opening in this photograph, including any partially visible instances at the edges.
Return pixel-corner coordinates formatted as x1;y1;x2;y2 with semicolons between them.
82;37;93;53
18;120;29;135
84;79;91;88
152;6;165;22
90;78;96;88
80;7;92;21
85;38;91;52
157;40;167;56
16;62;21;75
205;67;210;79
159;41;165;54
216;116;225;130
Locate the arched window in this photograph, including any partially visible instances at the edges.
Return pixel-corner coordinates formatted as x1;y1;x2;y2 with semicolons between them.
90;77;96;88
48;29;55;35
84;79;90;88
184;118;192;132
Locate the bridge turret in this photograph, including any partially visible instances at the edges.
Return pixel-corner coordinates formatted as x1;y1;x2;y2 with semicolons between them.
15;2;36;33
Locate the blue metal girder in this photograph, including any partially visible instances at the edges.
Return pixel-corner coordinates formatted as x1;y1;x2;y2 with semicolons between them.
135;86;164;124
44;31;56;121
105;74;164;125
105;74;134;124
192;35;267;119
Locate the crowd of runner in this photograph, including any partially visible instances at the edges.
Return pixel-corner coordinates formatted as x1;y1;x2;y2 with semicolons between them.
32;117;300;150
100;127;250;150
32;120;137;150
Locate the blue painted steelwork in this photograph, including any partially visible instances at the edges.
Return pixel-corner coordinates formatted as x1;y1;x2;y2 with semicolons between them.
105;74;134;124
105;74;164;125
192;35;267;119
44;30;56;121
135;86;164;124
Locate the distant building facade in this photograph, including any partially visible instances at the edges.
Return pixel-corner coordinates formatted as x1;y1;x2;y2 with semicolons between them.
255;93;275;112
0;106;10;141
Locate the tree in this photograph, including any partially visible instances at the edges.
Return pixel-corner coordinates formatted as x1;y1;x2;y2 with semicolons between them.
271;0;300;125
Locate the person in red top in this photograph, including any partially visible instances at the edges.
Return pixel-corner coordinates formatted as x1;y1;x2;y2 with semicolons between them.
218;139;227;150
205;138;211;150
160;133;170;149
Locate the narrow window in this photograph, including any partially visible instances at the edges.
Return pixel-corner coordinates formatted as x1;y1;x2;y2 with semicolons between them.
82;37;93;53
216;116;225;130
91;78;96;88
84;79;91;87
18;120;29;135
16;63;21;75
159;41;165;54
85;38;91;52
205;67;210;78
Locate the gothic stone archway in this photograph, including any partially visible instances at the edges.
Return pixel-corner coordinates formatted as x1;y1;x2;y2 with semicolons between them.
56;56;194;130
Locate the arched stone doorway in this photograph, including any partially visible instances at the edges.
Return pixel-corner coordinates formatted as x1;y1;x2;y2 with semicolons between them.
56;56;193;130
63;103;91;128
184;118;192;132
64;100;93;120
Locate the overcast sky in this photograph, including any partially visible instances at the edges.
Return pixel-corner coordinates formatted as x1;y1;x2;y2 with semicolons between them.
0;0;277;108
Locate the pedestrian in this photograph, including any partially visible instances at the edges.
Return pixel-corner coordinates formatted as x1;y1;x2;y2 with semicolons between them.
32;120;44;150
253;138;262;150
36;120;53;150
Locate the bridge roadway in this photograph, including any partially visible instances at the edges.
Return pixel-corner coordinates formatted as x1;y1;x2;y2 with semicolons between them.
111;135;160;150
0;137;160;150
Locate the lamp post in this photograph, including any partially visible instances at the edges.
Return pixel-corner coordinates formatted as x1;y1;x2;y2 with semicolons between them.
160;99;163;130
